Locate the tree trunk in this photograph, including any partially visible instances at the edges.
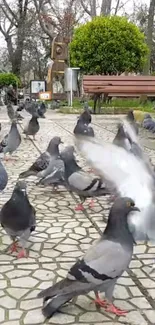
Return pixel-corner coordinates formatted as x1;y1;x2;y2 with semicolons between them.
91;0;97;17
101;0;112;15
143;0;155;75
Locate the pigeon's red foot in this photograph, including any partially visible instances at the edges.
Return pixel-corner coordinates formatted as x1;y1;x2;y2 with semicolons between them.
89;199;94;209
17;249;27;259
10;242;18;253
75;203;85;211
93;297;108;307
105;304;128;316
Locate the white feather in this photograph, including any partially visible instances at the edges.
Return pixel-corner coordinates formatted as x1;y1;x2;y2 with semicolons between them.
75;136;155;241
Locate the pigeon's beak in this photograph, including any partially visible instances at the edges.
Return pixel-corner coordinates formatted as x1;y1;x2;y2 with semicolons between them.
60;140;64;144
131;206;140;212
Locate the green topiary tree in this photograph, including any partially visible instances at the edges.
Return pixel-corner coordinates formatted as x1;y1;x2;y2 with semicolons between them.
0;73;20;87
70;16;148;75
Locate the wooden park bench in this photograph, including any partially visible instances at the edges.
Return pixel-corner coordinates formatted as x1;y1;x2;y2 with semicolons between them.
83;75;155;113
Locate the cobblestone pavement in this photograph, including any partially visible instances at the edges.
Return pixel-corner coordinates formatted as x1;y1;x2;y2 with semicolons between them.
0;108;155;324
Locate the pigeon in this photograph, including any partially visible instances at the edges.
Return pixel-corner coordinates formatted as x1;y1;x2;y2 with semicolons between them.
19;136;63;178
0;134;8;153
113;123;131;151
0;180;36;258
6;103;23;121
113;120;153;176
0;159;8;191
23;115;40;140
37;102;46;118
143;115;155;131
38;197;139;318
24;101;39;116
126;110;138;134
142;114;152;129
37;145;75;187
6;103;15;121
19;101;46;118
3;121;21;160
122;120;155;177
57;148;111;210
74;120;95;137
78;106;92;125
16;102;25;112
75;134;155;242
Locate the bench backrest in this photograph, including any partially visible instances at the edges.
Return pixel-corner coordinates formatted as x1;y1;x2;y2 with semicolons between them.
83;75;155;94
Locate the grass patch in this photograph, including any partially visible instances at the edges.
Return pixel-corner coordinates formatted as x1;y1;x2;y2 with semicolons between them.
58;98;155;114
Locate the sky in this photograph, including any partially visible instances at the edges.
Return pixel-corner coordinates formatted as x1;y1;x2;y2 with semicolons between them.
0;0;150;48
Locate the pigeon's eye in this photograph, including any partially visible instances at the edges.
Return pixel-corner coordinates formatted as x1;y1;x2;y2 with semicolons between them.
126;201;134;207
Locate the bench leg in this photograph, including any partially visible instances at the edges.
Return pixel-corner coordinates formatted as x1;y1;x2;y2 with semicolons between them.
93;94;98;114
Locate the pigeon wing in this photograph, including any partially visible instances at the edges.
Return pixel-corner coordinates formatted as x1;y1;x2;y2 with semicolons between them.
75;136;155;241
67;238;132;285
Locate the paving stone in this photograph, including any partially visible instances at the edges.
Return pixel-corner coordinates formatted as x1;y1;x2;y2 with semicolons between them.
143;310;155;324
130;297;151;309
20;299;42;310
119;310;147;325
7;288;30;299
114;285;129;299
79;311;109;322
1;112;155;325
129;286;143;297
6;270;31;279
49;313;75;324
9;309;23;320
0;306;5;322
0;296;16;308
11;277;38;288
24;309;45;324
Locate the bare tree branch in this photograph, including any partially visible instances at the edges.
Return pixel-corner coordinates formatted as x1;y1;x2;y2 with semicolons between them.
33;0;55;39
114;0;120;15
80;0;91;16
1;0;18;22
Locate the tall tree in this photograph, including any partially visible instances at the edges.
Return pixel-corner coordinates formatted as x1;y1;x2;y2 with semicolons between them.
143;0;155;74
0;0;32;76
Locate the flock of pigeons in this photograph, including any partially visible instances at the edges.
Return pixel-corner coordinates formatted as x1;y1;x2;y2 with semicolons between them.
0;103;155;319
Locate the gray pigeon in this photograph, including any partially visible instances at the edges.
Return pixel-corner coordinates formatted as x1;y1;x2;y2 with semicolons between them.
38;197;139;318
74;120;95;137
142;114;152;129
24;101;39;116
75;134;155;242
78;105;92;125
0;159;8;191
0;180;36;258
37;145;75;187
56;148;111;210
0;134;8;153
6;103;23;121
23;115;40;140
6;103;15;121
113;123;131;151
3;121;21;160
19;136;63;178
126;110;138;134
37;102;46;118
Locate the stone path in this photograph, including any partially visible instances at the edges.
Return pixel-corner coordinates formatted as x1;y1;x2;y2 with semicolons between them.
0;109;155;324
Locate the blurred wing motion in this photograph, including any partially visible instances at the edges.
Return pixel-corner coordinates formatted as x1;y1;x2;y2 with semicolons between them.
75;134;155;241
